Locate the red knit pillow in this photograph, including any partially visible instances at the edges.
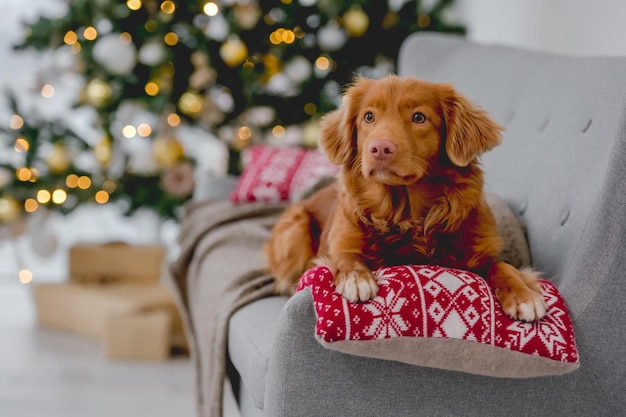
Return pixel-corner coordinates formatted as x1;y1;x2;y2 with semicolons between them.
297;265;579;378
230;146;339;203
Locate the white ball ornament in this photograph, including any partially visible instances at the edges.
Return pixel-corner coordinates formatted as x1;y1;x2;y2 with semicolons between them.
317;23;347;52
284;56;313;84
266;73;297;97
138;40;167;66
246;106;276;127
92;34;137;76
204;13;229;41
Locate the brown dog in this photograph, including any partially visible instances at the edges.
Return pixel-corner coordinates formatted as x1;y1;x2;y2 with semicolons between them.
266;76;547;322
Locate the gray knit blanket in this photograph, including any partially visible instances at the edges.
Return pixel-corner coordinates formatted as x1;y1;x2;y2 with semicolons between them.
166;199;287;417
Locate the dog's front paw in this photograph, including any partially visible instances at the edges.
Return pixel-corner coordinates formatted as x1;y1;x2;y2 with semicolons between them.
334;269;378;303
498;286;547;322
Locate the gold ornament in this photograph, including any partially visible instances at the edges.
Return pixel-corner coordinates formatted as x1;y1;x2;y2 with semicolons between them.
161;161;195;199
302;118;321;148
152;136;184;168
94;136;113;166
261;53;282;83
233;4;261;30
0;196;21;223
80;78;112;107
343;6;370;37
47;143;71;174
189;52;217;90
178;91;204;117
382;11;399;29
219;35;248;67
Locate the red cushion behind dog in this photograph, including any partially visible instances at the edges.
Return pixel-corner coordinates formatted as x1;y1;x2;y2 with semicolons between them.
297;265;579;378
230;146;338;203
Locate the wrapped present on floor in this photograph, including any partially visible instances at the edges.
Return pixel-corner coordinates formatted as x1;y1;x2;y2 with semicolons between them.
32;282;187;361
68;242;166;285
32;242;187;361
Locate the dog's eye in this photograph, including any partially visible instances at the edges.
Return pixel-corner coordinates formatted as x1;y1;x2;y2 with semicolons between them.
412;112;426;124
364;112;375;123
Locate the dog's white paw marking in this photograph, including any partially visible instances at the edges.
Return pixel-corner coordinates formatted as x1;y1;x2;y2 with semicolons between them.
503;290;548;322
336;270;378;303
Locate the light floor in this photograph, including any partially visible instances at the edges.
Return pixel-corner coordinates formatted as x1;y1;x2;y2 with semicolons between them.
0;284;241;417
0;2;241;415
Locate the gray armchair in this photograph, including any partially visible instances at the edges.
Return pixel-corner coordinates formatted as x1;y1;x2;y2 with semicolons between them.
175;33;626;416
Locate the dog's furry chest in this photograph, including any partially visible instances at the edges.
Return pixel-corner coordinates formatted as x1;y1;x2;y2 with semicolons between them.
358;215;467;270
358;216;431;268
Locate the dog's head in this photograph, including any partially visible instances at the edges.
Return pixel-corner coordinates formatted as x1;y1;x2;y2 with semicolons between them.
319;76;503;185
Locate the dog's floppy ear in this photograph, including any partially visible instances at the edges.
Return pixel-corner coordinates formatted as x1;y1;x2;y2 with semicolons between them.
439;85;503;167
319;101;353;165
319;77;372;165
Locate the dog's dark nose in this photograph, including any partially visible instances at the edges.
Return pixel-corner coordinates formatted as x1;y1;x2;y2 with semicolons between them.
368;140;396;161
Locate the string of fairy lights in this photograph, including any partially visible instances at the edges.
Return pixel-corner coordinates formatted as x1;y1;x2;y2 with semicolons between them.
1;0;464;283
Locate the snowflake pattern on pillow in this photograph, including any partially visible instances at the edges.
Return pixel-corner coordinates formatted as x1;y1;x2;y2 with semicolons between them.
297;265;580;378
230;146;339;203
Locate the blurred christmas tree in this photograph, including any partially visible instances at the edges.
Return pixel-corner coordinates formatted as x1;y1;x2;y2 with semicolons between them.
0;0;464;223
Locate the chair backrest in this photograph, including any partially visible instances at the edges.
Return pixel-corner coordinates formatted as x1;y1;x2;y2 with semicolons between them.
398;33;626;317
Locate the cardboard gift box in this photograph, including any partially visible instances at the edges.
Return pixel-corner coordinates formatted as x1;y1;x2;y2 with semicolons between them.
32;282;187;360
68;242;166;285
104;310;172;361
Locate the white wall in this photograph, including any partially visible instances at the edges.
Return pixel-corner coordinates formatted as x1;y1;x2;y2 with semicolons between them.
3;0;626;283
458;0;626;56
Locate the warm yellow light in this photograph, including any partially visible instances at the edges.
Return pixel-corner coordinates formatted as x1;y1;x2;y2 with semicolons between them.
95;190;110;204
52;189;67;204
77;176;92;190
203;2;219;16
315;56;330;71
41;84;55;98
137;123;152;137
17;168;32;182
294;26;305;39
164;32;179;46
270;29;283;45
66;174;79;188
85;79;111;103
145;20;158;32
14;138;29;153
10;115;24;129
272;125;285;138
71;43;82;54
145;81;160;96
237;126;252;141
161;0;176;14
29;168;39;182
417;14;431;28
304;102;317;115
24;199;38;213
122;125;137;138
178;92;203;114
103;180;117;193
64;30;78;45
37;189;51;204
281;0;292;4
167;113;181;127
83;26;98;41
119;32;133;45
268;28;295;45
19;269;33;285
282;30;295;44
127;0;142;11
